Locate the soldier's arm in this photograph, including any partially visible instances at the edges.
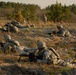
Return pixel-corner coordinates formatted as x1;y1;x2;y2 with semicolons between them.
37;50;50;63
61;31;65;37
57;29;65;37
61;29;67;37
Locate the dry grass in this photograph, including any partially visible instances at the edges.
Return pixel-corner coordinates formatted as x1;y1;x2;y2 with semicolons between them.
0;20;76;75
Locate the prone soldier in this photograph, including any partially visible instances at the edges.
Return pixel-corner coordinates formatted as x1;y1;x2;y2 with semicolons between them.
3;34;20;53
29;40;76;68
57;24;72;37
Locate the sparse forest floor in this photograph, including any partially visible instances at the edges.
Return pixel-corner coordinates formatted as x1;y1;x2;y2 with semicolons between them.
0;20;76;75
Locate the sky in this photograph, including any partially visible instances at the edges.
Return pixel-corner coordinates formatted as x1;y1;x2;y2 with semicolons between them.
0;0;76;8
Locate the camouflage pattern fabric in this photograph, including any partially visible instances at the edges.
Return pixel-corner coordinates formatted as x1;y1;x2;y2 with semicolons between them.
57;28;72;37
4;34;20;46
57;25;72;37
3;42;12;53
3;34;20;53
0;26;7;31
36;40;59;64
8;40;20;46
36;40;76;68
11;20;27;28
4;34;11;41
43;15;47;23
5;23;19;33
11;25;19;33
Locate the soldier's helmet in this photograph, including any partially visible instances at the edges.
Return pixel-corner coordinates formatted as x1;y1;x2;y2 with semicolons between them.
4;34;11;41
57;24;63;29
37;40;47;49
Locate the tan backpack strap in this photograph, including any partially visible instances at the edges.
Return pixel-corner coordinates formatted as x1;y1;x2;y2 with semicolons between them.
48;47;60;59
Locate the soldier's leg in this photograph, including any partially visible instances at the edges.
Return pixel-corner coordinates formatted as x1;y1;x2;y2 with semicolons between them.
58;59;76;68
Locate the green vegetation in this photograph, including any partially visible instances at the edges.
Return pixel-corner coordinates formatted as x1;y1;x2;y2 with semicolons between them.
46;4;71;22
0;1;76;23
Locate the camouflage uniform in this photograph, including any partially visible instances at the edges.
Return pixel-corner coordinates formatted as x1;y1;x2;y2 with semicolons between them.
36;40;60;64
36;40;76;68
0;26;7;32
5;23;19;33
11;20;28;28
57;25;72;37
11;20;20;27
3;34;20;53
43;15;47;23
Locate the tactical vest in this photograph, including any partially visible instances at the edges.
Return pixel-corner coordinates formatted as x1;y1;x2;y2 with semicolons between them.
36;50;45;60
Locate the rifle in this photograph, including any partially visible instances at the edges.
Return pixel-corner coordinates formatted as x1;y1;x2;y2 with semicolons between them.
48;31;57;36
18;48;38;62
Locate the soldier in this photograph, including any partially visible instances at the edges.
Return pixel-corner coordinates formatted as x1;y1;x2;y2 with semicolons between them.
3;34;20;53
5;23;19;33
34;40;76;68
57;24;72;37
35;40;61;64
43;15;47;23
11;20;20;28
0;26;7;32
9;24;19;33
11;20;28;28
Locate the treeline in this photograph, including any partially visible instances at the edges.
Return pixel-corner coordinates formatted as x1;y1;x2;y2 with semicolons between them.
0;1;76;23
46;3;76;22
